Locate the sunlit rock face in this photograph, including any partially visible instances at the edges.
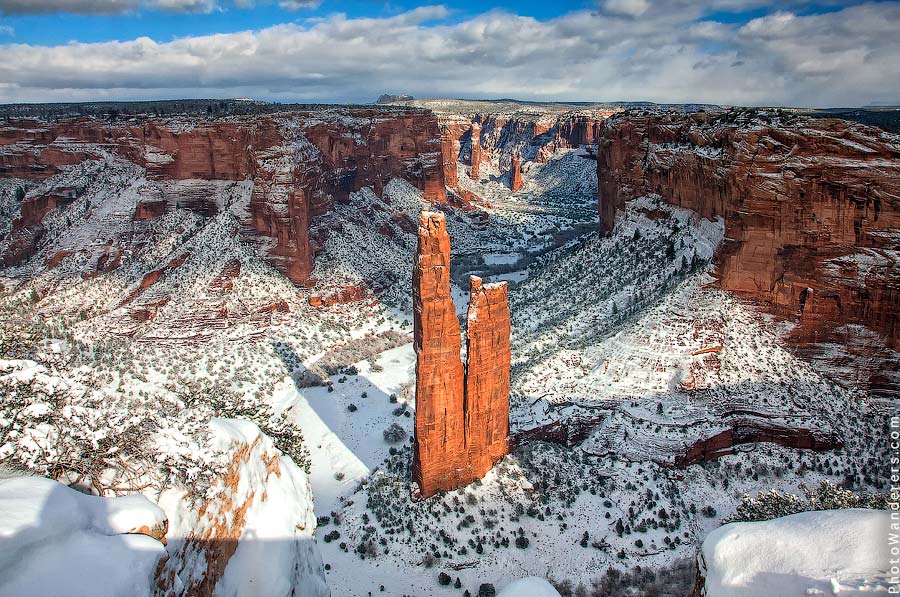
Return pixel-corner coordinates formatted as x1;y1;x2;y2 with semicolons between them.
0;108;446;285
412;211;510;498
464;276;511;479
598;110;900;395
510;154;524;191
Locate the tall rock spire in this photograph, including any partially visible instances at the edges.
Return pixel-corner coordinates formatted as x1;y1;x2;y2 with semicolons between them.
464;276;511;477
412;211;510;498
412;211;468;495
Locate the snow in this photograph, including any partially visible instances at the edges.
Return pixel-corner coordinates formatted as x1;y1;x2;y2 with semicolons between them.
699;509;890;596
498;577;561;597
0;476;166;597
159;418;329;597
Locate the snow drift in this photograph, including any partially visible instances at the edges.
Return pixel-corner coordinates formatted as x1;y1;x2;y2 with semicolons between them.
697;508;890;596
0;475;168;597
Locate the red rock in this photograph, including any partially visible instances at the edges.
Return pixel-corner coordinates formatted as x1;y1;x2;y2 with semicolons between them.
258;299;290;314
133;200;167;221
464;276;510;478
412;211;510;498
1;225;44;267
412;211;468;498
598;111;900;395
510;154;523;192
209;259;241;292
675;420;842;467
46;250;72;268
469;123;483;181
1;109;447;286
307;285;368;307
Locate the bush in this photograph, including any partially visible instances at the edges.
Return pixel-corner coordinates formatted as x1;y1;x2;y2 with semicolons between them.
728;481;886;523
515;536;529;549
347;403;358;412
383;423;407;443
438;572;452;586
478;584;496;597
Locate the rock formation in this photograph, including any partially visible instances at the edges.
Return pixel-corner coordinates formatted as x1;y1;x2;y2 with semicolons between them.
0;108;447;285
412;211;510;498
464;276;511;477
469;122;483;180
510;154;523;191
597;110;900;396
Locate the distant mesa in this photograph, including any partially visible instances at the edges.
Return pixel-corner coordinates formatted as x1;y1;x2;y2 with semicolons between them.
412;210;510;498
376;94;414;104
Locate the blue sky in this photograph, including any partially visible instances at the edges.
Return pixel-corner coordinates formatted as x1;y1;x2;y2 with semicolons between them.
0;1;869;45
0;1;898;106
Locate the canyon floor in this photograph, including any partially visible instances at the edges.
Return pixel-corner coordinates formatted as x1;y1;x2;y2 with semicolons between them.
0;105;892;596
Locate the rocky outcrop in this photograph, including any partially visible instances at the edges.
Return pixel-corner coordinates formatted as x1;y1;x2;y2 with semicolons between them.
0;108;446;285
598;110;900;395
469;122;483;181
157;419;328;597
464;276;511;478
510;154;523;191
412;211;510;498
674;420;843;467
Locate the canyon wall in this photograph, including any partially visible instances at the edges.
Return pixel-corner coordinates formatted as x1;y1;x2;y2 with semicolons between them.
0;108;446;284
435;108;615;201
412;211;510;498
597;110;900;395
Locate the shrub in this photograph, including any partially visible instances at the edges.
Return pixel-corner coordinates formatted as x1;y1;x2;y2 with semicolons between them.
383;423;407;443
438;572;452;586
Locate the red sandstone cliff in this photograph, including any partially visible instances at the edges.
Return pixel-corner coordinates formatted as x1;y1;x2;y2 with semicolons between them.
597;110;900;395
464;276;511;477
412;211;510;498
0;109;446;283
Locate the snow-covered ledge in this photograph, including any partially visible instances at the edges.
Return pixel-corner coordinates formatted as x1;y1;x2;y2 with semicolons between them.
0;475;168;596
695;509;890;596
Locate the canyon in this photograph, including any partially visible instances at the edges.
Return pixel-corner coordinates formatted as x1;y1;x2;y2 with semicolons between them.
0;98;893;597
412;210;510;498
598;110;900;396
0;108;446;285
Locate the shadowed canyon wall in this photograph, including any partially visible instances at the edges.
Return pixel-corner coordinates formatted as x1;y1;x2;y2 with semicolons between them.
598;110;900;395
412;211;510;498
0;108;446;284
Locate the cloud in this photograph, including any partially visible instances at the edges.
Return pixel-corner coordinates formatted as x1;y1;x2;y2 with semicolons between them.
0;2;897;107
279;0;320;10
600;0;651;17
0;0;318;14
0;24;12;35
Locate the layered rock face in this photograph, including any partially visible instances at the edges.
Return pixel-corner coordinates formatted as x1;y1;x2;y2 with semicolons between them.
412;211;510;498
434;107;615;202
598;111;900;394
464;276;511;477
0;108;446;283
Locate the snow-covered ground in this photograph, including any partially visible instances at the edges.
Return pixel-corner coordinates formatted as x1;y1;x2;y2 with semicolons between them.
0;475;167;597
699;509;890;596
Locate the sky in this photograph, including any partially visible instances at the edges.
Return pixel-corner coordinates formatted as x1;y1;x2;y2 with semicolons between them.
0;0;898;107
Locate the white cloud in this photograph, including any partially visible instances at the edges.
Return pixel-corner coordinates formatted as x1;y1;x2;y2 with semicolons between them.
0;2;897;107
279;0;320;10
0;0;318;13
601;0;650;17
0;24;12;35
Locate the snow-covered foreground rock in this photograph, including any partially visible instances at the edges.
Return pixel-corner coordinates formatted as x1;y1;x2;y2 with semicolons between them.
0;476;167;597
697;509;890;596
158;418;329;597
